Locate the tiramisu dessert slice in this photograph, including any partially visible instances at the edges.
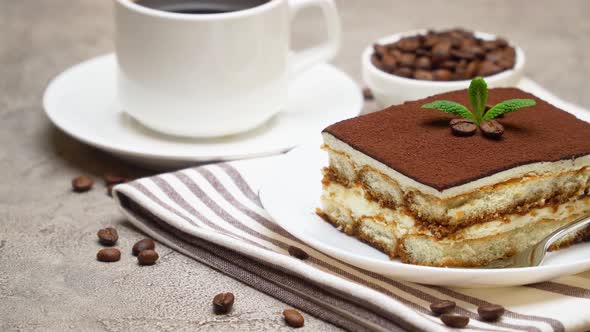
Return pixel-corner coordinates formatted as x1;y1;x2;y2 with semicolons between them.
319;80;590;267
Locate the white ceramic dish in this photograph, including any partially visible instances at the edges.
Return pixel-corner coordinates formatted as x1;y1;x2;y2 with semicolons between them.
43;54;362;169
260;145;590;288
362;30;525;108
260;80;590;287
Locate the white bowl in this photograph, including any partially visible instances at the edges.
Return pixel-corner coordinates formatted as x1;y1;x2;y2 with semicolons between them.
362;30;525;108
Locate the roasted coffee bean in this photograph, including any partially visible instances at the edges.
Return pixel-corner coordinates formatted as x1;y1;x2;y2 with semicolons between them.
478;304;505;321
370;54;384;70
72;175;93;192
430;300;456;315
97;227;118;246
440;60;458;70
104;173;127;185
465;61;479;78
373;44;388;58
97;248;121;262
283;309;305;328
480;120;504;139
393;67;413;78
362;87;374;100
132;238;156;256
288;246;309;260
478;60;502;77
137;249;159;265
432;41;451;62
415;56;432;70
451;49;476;60
398;53;416;67
432;69;452;81
450;119;477;137
381;54;397;71
414;70;433;81
371;29;515;81
396;37;420;52
440;314;469;328
213;292;235;314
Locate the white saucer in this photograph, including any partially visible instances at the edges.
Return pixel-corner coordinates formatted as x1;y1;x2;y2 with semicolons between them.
43;54;362;169
260;145;590;288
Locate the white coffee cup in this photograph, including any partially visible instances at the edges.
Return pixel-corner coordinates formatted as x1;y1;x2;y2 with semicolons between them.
115;0;341;137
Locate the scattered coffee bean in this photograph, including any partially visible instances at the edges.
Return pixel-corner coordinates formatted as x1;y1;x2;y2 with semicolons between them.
97;227;118;246
440;314;469;328
371;28;516;81
213;292;235;314
288;246;309;260
97;248;121;262
283;309;305;328
132;238;156;256
72;175;93;192
480;120;504;139
450;118;477;137
478;304;505;321
104;173;127;185
362;87;374;100
137;249;159;265
430;300;456;315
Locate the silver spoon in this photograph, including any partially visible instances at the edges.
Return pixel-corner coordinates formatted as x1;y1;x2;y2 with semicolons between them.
482;213;590;269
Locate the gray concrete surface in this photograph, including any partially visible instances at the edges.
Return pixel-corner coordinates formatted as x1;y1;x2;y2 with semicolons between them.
1;0;589;331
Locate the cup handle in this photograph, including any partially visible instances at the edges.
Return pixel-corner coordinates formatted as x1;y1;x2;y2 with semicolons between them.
288;0;341;78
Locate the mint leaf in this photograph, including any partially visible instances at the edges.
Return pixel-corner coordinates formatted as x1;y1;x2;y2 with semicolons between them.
468;77;488;124
483;99;536;121
421;100;475;121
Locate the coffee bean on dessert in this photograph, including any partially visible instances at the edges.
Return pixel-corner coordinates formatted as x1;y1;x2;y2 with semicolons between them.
72;175;93;192
213;292;235;314
283;309;305;328
97;248;121;262
288;246;309;260
137;249;159;265
478;304;505;321
440;314;469;328
132;238;156;256
480;120;504;139
450;119;477;137
104;173;127;185
362;87;374;100
97;227;118;246
414;70;433;81
430;300;456;315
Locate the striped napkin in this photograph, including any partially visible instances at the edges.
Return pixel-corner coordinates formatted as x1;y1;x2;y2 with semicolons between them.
113;154;590;332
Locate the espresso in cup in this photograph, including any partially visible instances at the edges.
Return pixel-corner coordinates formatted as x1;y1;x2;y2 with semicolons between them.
133;0;270;14
116;0;340;137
